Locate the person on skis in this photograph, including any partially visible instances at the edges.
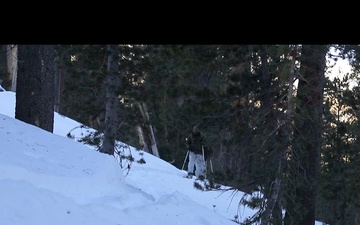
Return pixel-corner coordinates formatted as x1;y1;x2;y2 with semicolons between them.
185;125;211;179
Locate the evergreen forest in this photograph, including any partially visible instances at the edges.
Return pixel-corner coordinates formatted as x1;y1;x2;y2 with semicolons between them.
1;44;359;225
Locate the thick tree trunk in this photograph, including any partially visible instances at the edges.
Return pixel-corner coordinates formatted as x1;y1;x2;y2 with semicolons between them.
101;45;120;155
40;45;56;132
15;45;55;133
284;45;327;225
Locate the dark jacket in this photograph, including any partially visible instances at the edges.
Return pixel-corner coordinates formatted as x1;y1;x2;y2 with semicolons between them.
186;132;206;154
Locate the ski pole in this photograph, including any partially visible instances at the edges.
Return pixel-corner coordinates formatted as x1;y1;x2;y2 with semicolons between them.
202;146;207;179
209;158;214;173
181;150;189;170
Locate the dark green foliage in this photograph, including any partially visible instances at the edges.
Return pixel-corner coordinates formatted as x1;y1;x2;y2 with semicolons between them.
66;124;103;148
56;45;107;127
56;45;148;148
193;177;221;191
318;70;360;224
137;158;146;164
78;130;102;147
55;44;360;224
137;45;230;167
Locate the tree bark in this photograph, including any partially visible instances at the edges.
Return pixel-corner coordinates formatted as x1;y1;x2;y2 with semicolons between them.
15;45;55;133
54;56;61;113
6;45;18;91
137;101;160;157
136;125;149;152
101;45;120;155
284;45;327;225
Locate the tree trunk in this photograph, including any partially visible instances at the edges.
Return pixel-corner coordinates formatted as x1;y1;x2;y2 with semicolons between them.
15;45;55;133
54;57;61;113
136;125;149;152
261;47;298;225
137;101;160;157
101;45;120;155
6;45;18;91
284;45;327;225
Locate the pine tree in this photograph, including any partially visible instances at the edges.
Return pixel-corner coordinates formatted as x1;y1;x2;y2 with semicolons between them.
284;45;327;225
15;45;55;133
101;45;120;155
317;45;360;224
